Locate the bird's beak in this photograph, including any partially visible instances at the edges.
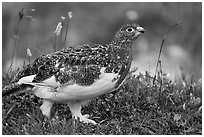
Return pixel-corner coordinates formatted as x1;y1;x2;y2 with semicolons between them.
137;26;145;33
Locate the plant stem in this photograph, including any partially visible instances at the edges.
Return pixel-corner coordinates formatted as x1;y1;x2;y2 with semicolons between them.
60;21;64;49
54;34;57;52
10;19;21;71
153;20;182;85
64;17;70;47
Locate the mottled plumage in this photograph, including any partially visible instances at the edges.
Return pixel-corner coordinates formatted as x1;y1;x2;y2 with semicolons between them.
3;24;145;124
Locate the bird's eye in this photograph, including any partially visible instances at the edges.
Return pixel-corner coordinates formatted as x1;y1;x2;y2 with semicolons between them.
126;27;134;33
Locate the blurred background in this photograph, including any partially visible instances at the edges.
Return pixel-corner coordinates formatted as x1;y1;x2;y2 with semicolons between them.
2;2;202;81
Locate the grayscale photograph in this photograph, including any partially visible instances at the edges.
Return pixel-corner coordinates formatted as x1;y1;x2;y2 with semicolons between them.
2;2;202;135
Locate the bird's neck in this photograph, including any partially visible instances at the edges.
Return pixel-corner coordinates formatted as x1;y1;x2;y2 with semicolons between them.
110;35;134;50
110;36;134;63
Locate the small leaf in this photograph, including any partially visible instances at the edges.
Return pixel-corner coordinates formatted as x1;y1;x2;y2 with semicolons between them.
174;114;181;122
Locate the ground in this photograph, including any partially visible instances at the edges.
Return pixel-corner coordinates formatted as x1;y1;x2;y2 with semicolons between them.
2;70;202;135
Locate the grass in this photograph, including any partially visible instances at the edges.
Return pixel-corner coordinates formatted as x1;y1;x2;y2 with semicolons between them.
2;70;202;135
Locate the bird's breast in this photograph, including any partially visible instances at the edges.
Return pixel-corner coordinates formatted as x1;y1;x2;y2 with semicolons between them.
33;67;120;102
55;68;119;101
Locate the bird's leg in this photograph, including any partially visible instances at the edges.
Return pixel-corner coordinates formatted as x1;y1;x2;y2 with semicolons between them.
40;99;54;118
69;102;97;125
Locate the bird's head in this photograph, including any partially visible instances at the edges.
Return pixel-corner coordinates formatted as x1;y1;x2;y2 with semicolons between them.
111;24;145;46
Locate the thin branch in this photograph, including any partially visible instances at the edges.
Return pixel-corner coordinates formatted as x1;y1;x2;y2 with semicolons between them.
153;20;182;85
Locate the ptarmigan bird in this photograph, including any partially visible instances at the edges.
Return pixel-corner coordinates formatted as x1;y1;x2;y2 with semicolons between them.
2;24;145;124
